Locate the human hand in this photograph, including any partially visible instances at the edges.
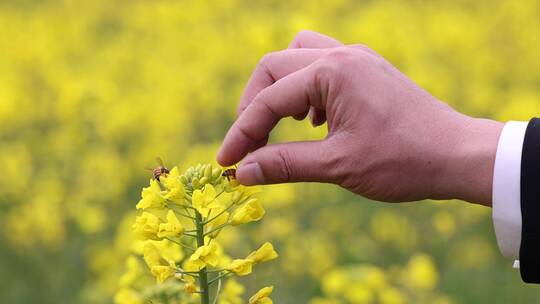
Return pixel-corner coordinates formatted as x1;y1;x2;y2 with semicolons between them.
217;30;503;206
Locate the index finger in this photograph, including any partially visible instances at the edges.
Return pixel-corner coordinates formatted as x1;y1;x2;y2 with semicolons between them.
236;48;329;116
237;31;343;117
218;63;321;165
287;31;343;124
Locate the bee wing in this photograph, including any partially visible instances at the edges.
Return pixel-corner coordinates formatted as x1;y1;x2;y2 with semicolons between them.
144;166;154;171
155;156;164;167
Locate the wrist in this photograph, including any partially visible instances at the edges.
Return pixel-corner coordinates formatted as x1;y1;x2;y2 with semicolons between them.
436;115;504;206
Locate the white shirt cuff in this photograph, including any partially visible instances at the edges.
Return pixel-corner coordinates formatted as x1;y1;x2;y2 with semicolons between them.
492;121;528;259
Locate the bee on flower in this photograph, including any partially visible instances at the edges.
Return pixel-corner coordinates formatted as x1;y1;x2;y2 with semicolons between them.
145;157;170;181
222;167;237;181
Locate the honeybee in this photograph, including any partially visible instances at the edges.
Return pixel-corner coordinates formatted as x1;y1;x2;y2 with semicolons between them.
145;157;170;181
222;167;237;181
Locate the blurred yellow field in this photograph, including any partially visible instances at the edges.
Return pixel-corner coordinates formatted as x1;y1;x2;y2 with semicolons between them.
1;0;540;303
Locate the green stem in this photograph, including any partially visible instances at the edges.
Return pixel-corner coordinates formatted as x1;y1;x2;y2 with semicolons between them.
168;205;196;220
195;211;211;304
179;269;224;274
165;237;195;251
208;271;230;285
203;202;235;225
212;276;223;304
204;223;229;237
176;271;199;278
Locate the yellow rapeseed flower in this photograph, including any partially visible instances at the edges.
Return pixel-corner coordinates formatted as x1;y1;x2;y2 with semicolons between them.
405;253;438;290
133;212;160;240
182;259;201;273
189;242;220;269
143;243;162;267
161;167;186;204
249;286;274;304
229;185;262;203
153;239;184;262
378;287;406;304
143;243;176;283
157;210;184;238
231;199;265;225
130;163;276;301
136;179;166;210
247;242;278;264
205;207;230;238
119;255;142;287
150;264;176;283
114;287;142;304
185;281;198;294
192;184;220;217
344;285;372;303
225;259;253;276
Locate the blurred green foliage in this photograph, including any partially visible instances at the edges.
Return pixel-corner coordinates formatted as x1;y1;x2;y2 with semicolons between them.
1;0;540;303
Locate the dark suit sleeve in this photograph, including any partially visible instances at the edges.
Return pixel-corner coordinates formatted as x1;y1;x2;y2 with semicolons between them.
519;117;540;283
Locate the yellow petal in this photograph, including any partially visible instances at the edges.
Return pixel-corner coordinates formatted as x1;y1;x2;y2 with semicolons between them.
157;210;184;238
226;259;253;276
231;199;265;225
249;286;274;304
133;212;160;240
247;242;278;264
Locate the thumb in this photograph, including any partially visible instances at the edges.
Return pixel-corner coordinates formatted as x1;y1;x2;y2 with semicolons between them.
236;140;339;185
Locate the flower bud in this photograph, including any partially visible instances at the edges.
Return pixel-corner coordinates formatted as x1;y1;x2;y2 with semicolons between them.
212;168;222;180
204;164;212;180
191;178;200;189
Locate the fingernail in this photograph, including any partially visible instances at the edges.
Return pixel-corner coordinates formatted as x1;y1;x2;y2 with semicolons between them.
237;162;265;185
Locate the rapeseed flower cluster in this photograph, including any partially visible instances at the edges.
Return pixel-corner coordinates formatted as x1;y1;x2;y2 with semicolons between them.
121;163;278;304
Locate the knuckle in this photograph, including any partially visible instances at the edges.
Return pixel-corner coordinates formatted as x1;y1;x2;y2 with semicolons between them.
256;50;287;80
257;52;277;70
314;47;356;86
313;59;334;83
237;123;260;143
325;46;356;61
321;47;360;72
276;148;294;182
296;29;315;37
236;106;247;117
258;98;279;120
349;43;380;58
325;47;378;72
348;44;385;63
293;29;315;42
251;88;270;107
